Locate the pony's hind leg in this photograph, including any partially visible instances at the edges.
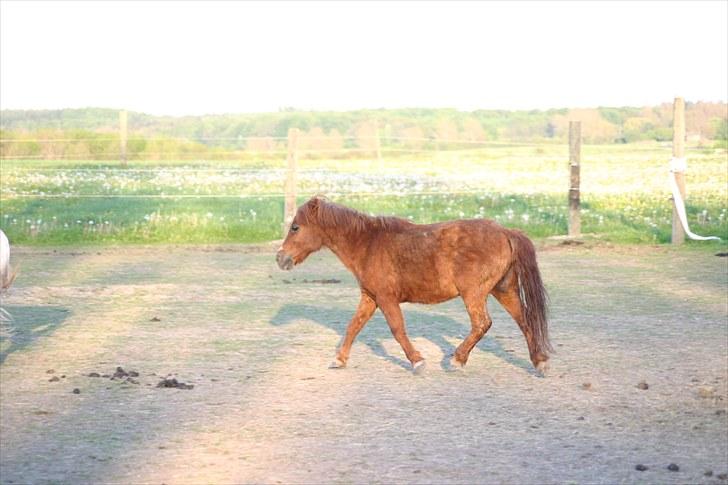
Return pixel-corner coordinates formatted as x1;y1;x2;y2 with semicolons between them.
377;298;425;374
452;291;492;368
492;286;549;375
331;292;377;368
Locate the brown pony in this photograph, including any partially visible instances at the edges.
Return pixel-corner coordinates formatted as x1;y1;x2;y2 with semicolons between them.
276;196;552;375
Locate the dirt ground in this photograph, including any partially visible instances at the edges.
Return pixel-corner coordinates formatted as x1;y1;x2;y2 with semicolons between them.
0;242;726;484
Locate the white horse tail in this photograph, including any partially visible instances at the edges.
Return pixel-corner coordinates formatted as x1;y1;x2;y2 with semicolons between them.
1;230;17;292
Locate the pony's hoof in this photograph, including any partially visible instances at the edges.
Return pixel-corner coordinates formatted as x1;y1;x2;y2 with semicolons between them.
329;358;346;369
449;356;465;371
412;360;426;375
535;360;549;377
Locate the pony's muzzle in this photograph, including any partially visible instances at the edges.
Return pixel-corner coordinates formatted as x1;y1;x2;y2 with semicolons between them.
276;251;294;271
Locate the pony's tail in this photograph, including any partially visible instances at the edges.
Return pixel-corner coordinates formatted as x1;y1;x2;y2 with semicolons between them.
508;230;552;357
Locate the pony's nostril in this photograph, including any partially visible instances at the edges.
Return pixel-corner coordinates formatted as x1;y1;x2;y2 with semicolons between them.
276;251;294;270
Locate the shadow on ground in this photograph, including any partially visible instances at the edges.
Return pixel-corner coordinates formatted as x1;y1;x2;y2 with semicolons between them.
0;305;70;365
271;303;534;373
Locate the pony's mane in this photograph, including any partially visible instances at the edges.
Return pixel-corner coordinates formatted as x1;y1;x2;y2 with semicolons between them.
299;197;410;234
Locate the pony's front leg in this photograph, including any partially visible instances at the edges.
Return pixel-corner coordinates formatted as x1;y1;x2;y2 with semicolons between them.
378;298;425;374
330;292;377;368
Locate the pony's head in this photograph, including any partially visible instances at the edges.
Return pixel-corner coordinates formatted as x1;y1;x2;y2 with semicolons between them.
276;197;326;271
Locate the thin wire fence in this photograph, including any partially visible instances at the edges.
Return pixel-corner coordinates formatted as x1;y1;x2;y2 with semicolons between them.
0;135;552;145
0;137;562;165
3;190;504;199
0;148;529;160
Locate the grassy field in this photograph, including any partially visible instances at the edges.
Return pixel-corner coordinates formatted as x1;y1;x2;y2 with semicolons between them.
1;143;726;246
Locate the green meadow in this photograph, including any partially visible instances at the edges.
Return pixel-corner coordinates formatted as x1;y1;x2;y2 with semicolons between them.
1;143;726;247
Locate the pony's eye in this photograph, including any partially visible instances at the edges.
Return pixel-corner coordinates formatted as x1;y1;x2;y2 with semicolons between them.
290;224;299;233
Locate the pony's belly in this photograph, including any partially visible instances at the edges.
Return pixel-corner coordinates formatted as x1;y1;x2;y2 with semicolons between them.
401;284;459;304
393;260;459;304
405;293;458;304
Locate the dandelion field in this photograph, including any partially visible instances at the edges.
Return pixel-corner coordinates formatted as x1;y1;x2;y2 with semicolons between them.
1;143;726;246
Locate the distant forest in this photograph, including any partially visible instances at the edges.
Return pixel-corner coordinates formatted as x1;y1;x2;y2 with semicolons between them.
1;104;726;159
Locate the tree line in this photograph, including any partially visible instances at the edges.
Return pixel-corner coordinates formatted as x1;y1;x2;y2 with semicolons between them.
1;103;726;159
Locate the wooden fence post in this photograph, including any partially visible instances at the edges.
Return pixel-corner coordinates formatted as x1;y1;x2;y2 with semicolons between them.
119;110;128;167
374;120;382;164
282;127;299;238
568;121;581;237
671;97;686;245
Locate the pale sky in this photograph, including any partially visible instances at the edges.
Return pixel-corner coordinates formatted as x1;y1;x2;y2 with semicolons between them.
1;0;726;116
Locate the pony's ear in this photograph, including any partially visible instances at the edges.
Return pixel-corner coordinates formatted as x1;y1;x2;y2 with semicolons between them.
300;196;322;224
309;194;327;211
